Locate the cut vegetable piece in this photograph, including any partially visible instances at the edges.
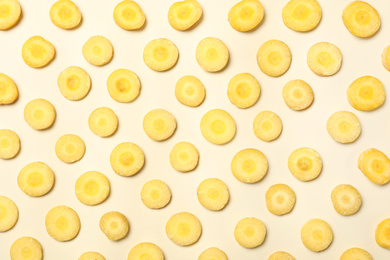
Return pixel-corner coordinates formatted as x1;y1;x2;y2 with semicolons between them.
127;242;164;260
168;0;202;31
231;148;268;183
113;0;145;30
301;219;333;252
253;110;282;142
110;142;144;177
79;252;105;260
107;69;140;103
382;45;390;72
227;73;261;108
88;107;118;137
282;79;314;110
198;247;227;260
166;212;202;246
143;38;179;71
0;0;21;30
282;0;321;32
228;0;264;32
331;184;361;216
0;195;18;232
22;36;55;68
196;37;229;72
376;218;390;249
175;75;205;107
0;129;20;159
197;178;229;211
50;0;81;29
307;42;342;76
268;251;296;260
0;73;18;104
169;141;199;172
24;99;56;130
143;109;176;141
358;148;390;185
45;205;80;241
141;179;171;209
340;247;372;260
342;1;380;38
57;66;91;101
234;217;266;248
10;236;42;260
200;109;236;145
288;147;322;181
99;211;129;241
347;76;385;111
18;162;55;197
257;40;291;77
82;36;113;66
75;171;110;206
327;111;361;144
55;134;85;163
265;184;296;216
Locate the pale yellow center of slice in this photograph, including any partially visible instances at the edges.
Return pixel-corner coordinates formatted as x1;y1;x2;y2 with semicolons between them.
318;52;332;66
179;151;189;161
178;6;191;20
371;159;384;173
268;52;282;65
122;7;136;21
110;221;118;229
65;144;75;154
28;172;43;187
58;6;73;20
276;195;285;204
120;152;134;166
338;121;352;133
177;223;190;236
140;254;152;260
206;48;218;61
240;6;254;20
85;180;98;196
341;194;350;204
298;157;312;171
358;86;373;100
116;79;130;93
261;121;272;131
0;138;10;148
0;206;5;219
293;89;303;99
207;188;219;200
293;5;310;20
31;44;46;58
0;4;10;18
153;118;165;131
56;216;69;231
312;229;323;240
242;159;255;173
67;76;80;90
33;109;44;120
236;83;250;98
150;189;160;200
244;226;255;237
211;120;225;134
153;46;168;61
185;86;195;96
98;118;107;127
355;10;370;25
92;45;102;56
21;247;33;258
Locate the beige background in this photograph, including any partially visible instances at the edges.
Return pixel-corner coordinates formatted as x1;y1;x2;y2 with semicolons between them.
1;0;390;259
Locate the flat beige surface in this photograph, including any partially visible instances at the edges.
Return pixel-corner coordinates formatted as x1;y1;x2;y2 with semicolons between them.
1;0;390;259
